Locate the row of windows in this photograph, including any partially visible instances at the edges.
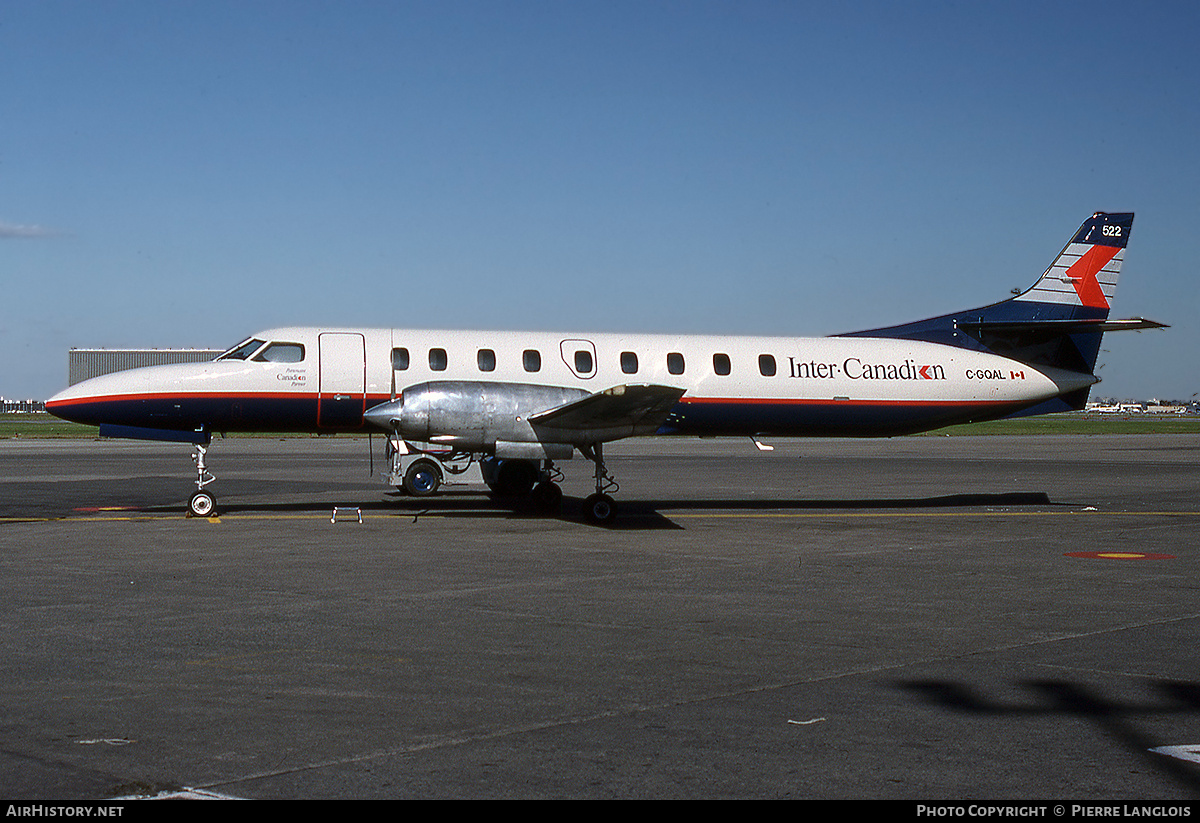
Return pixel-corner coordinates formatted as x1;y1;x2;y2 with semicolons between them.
221;338;786;378
391;347;782;377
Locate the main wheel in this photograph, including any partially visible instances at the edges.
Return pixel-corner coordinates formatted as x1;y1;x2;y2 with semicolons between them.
188;490;216;518
493;459;539;497
531;481;564;514
402;458;443;497
583;493;617;525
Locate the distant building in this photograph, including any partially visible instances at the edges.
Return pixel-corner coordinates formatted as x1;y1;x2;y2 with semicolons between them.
68;348;223;385
2;398;45;413
1086;400;1199;416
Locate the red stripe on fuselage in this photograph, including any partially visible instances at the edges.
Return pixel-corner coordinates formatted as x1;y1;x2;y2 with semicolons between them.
45;391;324;409
48;392;1017;411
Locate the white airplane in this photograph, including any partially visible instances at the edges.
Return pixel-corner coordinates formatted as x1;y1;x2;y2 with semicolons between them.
47;211;1163;523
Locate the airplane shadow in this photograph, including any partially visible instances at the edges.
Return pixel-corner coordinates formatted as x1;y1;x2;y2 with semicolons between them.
625;490;1055;512
897;678;1200;794
144;489;1059;531
576;491;1057;530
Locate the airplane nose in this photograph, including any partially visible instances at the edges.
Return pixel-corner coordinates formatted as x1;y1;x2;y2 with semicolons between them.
44;367;161;426
45;383;95;424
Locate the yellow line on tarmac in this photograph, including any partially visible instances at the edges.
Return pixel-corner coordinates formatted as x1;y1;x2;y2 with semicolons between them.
4;509;1200;524
670;510;1200;519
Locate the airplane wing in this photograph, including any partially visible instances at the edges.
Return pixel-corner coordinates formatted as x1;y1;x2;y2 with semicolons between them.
529;383;686;442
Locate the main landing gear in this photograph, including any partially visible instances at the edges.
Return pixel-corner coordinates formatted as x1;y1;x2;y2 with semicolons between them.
580;443;619;526
481;457;565;515
187;443;218;517
481;446;620;524
393;444;625;524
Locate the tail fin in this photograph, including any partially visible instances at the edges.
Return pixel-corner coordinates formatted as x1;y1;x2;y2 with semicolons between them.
1013;211;1132;311
838;211;1163;412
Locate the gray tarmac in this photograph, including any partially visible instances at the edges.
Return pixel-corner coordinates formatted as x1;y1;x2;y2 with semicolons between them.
1;433;1199;800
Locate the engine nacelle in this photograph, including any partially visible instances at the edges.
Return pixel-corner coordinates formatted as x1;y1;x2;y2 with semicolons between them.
363;381;590;452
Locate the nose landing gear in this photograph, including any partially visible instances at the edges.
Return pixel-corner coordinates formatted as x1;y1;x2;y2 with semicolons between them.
187;443;218;517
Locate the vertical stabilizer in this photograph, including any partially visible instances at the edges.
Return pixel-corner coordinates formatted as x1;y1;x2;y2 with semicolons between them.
1014;212;1133;312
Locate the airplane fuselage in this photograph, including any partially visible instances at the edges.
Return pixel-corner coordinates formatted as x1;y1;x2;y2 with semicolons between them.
47;326;1092;440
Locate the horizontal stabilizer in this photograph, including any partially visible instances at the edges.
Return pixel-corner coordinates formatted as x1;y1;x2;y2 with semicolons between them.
961;317;1168;334
954;316;1166;374
530;384;686;441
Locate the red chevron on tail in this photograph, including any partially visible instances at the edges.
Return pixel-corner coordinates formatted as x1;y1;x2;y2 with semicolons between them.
1064;243;1120;309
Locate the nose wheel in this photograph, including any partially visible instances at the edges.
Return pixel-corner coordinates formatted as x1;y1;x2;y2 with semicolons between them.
188;490;216;517
187;443;218;517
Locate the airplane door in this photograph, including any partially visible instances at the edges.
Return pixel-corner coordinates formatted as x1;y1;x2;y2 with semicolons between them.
318;332;366;429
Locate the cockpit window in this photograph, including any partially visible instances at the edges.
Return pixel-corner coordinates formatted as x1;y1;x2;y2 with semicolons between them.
217;338;265;360
254;343;305;363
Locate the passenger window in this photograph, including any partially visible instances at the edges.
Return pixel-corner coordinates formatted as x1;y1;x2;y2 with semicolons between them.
391;348;410;370
621;351;638;374
255;343;305;363
667;352;685;375
759;354;777;377
574;350;593;374
713;353;731;376
429;348;448;371
523;349;541;372
477;349;496;372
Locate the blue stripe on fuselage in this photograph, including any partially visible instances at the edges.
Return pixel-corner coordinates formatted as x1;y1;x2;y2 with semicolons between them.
47;394;374;433
659;397;1032;437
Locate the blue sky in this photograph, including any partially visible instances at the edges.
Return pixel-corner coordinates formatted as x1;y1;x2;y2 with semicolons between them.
3;1;1197;402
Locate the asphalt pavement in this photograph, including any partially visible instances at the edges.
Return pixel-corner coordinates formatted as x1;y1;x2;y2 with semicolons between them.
2;434;1198;799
